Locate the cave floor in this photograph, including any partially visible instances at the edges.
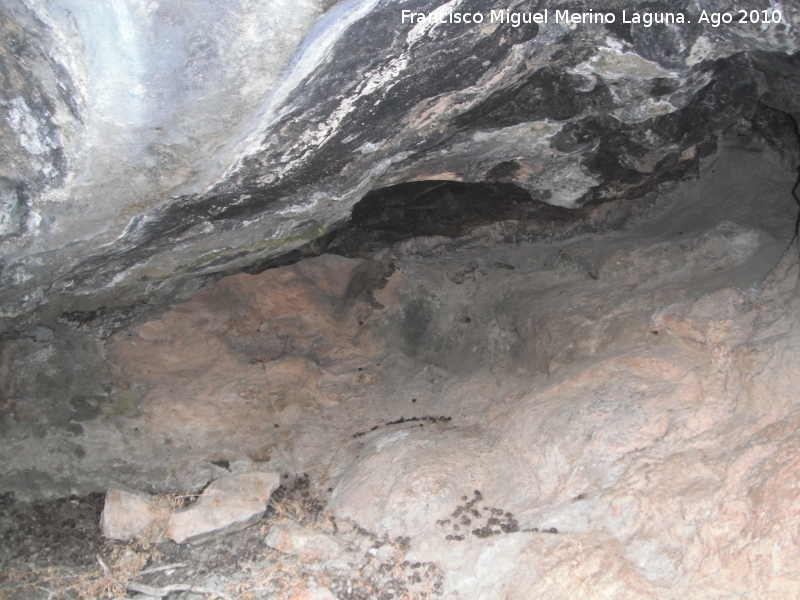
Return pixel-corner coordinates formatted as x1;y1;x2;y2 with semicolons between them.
1;479;432;600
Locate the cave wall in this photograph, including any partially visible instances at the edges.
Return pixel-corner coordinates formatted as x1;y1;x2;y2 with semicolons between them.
1;129;796;497
3;132;800;596
2;0;800;498
2;0;800;336
3;4;800;595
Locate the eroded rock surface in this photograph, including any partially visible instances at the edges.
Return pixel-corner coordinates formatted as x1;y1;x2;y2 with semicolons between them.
2;0;800;335
3;0;800;596
3;133;798;596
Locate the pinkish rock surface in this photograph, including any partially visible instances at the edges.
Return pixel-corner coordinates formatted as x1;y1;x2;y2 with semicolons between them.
99;487;169;543
5;140;800;597
265;520;343;560
295;584;341;600
100;142;800;597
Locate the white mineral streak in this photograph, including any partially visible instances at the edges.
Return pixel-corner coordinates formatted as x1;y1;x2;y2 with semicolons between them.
5;97;56;156
381;121;602;208
0;190;21;238
213;0;385;186
572;47;677;80
7;0;333;255
264;0;463;183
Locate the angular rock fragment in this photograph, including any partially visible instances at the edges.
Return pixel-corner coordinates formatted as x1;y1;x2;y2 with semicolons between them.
167;472;280;545
296;584;341;600
99;487;170;543
265;520;342;561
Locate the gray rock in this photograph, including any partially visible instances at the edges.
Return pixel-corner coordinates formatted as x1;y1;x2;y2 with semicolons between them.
167;472;280;545
24;326;54;343
2;1;800;335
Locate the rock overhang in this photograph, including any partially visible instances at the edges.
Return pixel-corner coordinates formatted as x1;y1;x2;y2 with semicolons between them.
2;0;800;335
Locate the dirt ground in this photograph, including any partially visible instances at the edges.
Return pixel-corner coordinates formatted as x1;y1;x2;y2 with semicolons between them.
0;476;445;599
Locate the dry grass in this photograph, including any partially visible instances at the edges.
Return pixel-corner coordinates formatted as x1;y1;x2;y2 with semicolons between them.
1;543;238;599
0;477;445;600
1;544;154;599
227;556;313;600
152;491;202;511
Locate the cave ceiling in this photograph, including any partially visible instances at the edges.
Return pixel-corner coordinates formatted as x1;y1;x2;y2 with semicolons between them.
2;0;800;334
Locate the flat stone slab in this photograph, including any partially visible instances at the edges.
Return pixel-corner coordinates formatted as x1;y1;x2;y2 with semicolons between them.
100;487;170;543
296;583;341;600
167;472;280;545
265;521;342;561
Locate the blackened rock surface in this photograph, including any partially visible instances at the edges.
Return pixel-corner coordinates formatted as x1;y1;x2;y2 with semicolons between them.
453;68;614;128
332;181;573;251
752;103;800;170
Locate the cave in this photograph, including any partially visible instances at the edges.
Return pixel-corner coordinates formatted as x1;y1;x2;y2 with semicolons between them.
2;1;800;598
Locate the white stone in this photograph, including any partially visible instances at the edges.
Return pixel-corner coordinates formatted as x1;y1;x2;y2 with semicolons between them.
265;521;343;561
295;583;340;600
167;472;280;545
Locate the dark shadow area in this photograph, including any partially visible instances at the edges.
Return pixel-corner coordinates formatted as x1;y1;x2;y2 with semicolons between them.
329;180;578;253
245;180;584;275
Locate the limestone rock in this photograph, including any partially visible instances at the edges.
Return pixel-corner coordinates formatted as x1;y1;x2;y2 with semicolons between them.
295;583;340;600
99;487;169;543
265;521;342;561
3;129;800;598
3;0;800;335
167;473;280;545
